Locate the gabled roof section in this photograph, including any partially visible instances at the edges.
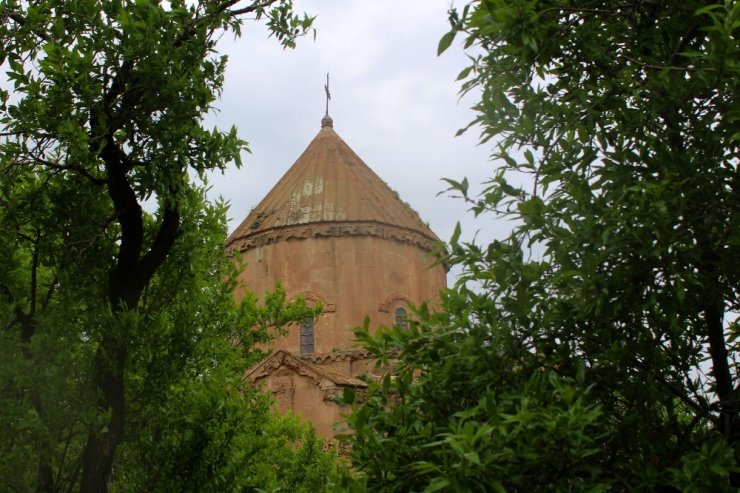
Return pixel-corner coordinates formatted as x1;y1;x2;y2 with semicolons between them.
246;349;367;388
226;117;440;248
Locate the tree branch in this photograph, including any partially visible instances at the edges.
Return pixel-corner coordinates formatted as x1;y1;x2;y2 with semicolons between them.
24;156;106;186
137;203;181;290
227;0;277;17
4;10;51;42
98;137;145;310
29;231;40;318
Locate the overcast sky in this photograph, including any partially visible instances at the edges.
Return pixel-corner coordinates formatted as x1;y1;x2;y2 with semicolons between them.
205;0;511;275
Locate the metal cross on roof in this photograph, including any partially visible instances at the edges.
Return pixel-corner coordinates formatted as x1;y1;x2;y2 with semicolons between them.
324;73;331;117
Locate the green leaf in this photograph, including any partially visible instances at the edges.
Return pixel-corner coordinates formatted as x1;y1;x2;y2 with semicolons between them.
343;386;356;405
450;222;462;247
425;478;450;492
437;31;456;55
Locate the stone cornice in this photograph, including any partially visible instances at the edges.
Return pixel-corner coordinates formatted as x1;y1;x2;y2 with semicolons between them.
299;348;401;365
298;348;374;364
226;220;439;254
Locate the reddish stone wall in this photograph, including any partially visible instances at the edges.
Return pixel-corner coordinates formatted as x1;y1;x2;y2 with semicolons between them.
258;368;349;437
234;234;446;356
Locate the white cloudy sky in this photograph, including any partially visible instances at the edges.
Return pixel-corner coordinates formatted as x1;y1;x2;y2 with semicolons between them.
205;0;512;270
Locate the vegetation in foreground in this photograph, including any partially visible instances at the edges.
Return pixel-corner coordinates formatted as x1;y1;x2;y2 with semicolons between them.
341;1;740;491
0;1;340;491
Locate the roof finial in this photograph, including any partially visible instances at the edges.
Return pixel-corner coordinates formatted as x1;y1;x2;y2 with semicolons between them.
321;73;333;128
324;73;331;116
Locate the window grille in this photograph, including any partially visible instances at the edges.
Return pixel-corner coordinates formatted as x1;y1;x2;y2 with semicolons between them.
300;318;314;354
394;307;408;330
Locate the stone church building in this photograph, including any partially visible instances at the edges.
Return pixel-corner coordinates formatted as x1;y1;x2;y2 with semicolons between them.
225;114;447;437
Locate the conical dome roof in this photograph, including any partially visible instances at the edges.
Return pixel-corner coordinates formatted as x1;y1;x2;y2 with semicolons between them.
226;117;440;251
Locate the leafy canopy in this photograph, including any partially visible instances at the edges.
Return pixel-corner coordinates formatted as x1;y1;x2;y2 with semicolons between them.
0;1;336;492
342;1;740;491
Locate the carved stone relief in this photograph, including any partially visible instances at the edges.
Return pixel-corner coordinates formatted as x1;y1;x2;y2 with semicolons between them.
272;373;294;408
296;291;336;313
378;292;412;313
226;221;437;254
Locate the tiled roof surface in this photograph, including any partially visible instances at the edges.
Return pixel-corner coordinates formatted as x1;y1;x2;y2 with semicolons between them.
227;117;440;246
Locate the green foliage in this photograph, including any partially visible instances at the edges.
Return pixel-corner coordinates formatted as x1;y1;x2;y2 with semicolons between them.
115;373;338;492
0;1;331;491
342;306;616;492
0;179;334;491
346;1;740;491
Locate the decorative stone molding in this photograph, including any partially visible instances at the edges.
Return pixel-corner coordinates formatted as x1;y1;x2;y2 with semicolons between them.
249;351;323;385
320;386;341;402
378;292;412;313
249;351;289;380
299;349;373;364
298;348;401;365
295;291;336;313
247;350;367;388
226;220;438;254
249;354;323;384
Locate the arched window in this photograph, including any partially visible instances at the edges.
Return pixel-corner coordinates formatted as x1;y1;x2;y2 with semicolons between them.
394;307;408;330
299;318;314;354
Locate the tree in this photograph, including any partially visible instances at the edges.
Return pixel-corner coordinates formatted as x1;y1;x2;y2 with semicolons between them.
342;1;740;491
0;1;324;491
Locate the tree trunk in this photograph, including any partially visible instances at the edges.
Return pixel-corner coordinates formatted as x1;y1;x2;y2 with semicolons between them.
705;295;737;436
77;174;179;490
33;389;56;493
79;336;127;492
704;279;739;487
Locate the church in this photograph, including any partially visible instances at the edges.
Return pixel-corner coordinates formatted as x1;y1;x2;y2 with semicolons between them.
225;111;447;437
